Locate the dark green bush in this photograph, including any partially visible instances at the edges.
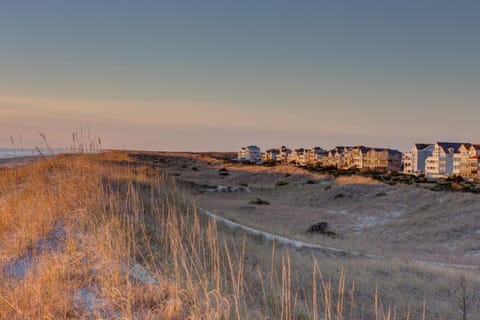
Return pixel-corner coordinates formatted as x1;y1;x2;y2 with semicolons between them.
250;198;270;205
275;181;289;187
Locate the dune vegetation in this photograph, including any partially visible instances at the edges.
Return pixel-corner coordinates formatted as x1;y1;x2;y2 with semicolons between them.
0;152;476;319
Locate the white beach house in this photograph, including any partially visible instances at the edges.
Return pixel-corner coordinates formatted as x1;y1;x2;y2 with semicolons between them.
238;145;261;163
425;142;465;178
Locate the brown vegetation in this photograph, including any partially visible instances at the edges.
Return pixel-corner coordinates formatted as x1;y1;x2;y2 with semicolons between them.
1;152;478;319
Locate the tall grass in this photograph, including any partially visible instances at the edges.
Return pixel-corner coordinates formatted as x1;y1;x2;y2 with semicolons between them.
0;152;432;319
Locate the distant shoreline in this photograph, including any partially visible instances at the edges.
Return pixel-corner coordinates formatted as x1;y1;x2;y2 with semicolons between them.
0;155;43;168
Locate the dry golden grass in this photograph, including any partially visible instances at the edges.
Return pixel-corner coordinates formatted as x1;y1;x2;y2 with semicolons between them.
334;175;382;185
0;152;461;319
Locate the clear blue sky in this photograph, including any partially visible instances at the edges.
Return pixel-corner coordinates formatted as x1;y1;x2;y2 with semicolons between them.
1;1;479;151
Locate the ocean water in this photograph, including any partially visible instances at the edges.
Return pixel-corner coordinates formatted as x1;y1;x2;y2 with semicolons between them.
0;148;38;159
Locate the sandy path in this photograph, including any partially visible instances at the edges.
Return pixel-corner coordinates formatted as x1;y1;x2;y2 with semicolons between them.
201;209;480;271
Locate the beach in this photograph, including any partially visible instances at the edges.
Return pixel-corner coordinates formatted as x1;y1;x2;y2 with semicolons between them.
0;156;41;168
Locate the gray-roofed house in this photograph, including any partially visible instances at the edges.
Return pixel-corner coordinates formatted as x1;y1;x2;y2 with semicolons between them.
405;143;434;175
425;142;466;178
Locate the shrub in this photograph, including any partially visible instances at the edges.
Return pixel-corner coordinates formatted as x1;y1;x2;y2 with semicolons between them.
284;173;291;178
376;192;387;197
334;193;345;199
307;222;328;233
324;185;332;191
219;167;229;176
307;222;337;238
249;198;270;205
275;181;289;187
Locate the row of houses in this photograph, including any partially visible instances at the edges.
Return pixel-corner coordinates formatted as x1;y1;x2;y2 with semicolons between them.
238;145;402;173
403;142;480;179
238;142;480;180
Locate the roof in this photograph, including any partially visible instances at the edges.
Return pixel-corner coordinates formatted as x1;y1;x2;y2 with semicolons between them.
368;148;401;155
471;144;480;151
353;146;370;153
414;143;432;151
436;142;467;153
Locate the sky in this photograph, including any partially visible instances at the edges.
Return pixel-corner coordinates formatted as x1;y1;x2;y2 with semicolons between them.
1;1;480;152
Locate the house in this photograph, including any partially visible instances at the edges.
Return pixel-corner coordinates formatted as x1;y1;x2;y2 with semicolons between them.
470;155;480;181
453;143;472;177
468;155;480;181
306;147;327;165
329;146;369;169
323;146;352;168
349;146;370;169
363;148;402;173
402;152;413;174
277;146;292;163
262;148;280;162
425;142;465;178
289;148;307;165
408;144;434;175
238;145;261;163
453;144;480;179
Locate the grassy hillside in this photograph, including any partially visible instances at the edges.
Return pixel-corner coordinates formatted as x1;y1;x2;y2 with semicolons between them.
0;153;476;319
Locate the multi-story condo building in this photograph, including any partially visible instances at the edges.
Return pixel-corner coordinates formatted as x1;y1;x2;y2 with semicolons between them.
409;144;434;174
349;146;370;169
364;148;402;173
425;142;465;178
306;147;327;164
288;148;306;165
323;146;352;168
453;144;480;179
277;146;292;162
262;148;280;162
238;145;261;163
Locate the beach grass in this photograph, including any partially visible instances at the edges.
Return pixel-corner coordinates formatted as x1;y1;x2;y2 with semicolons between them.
0;152;474;319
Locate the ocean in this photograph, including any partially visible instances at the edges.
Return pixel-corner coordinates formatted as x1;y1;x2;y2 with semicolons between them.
0;148;38;159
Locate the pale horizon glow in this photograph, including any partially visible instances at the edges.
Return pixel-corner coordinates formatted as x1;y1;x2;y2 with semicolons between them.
1;1;479;152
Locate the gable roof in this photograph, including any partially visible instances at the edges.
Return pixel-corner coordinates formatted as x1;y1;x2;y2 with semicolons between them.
266;148;280;153
414;143;432;151
352;146;370;153
436;142;466;153
471;144;480;151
